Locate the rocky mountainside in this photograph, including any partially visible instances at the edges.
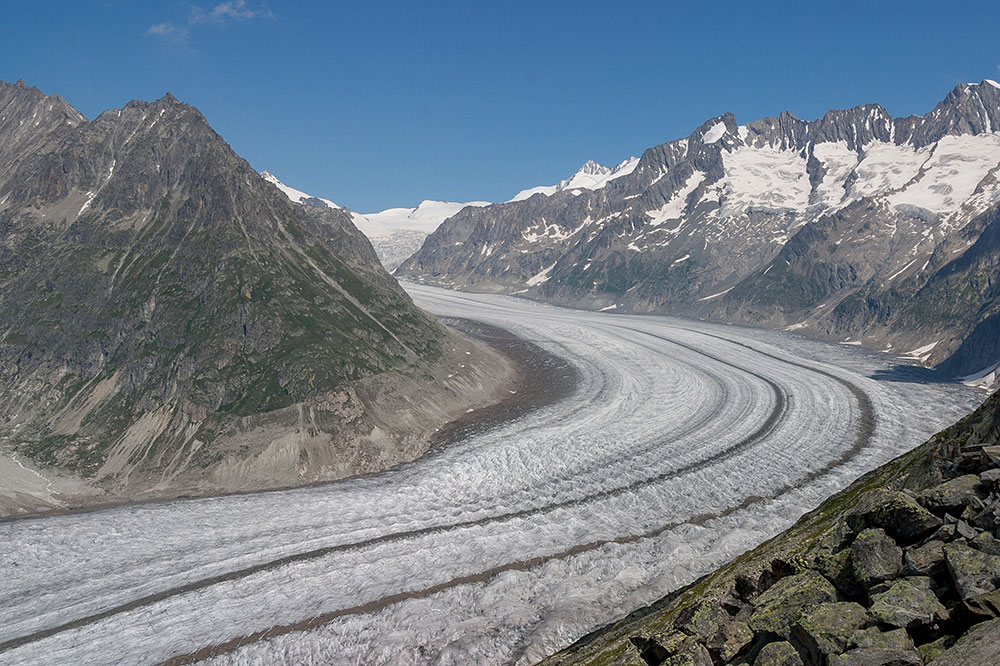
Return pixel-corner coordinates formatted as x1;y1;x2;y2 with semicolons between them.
0;80;515;515
259;170;490;272
398;81;1000;378
263;157;640;272
541;390;1000;666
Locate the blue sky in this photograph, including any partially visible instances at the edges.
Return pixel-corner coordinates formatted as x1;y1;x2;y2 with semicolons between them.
2;1;999;212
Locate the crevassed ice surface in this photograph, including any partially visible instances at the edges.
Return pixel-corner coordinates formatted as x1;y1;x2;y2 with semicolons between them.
0;285;984;666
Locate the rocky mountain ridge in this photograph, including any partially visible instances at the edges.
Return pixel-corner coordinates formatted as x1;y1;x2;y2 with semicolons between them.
541;390;1000;666
398;81;1000;379
262;157;640;271
510;156;640;201
0;80;515;516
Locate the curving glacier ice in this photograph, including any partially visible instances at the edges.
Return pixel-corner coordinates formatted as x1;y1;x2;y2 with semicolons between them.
0;285;984;666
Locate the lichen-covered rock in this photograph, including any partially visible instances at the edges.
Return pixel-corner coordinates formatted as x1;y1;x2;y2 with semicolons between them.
972;498;1000;532
851;528;903;586
955;588;1000;624
917;635;955;663
828;648;922;666
674;598;728;640
815;548;864;599
944;542;1000;599
790;601;868;664
918;474;986;515
926;617;1000;665
660;635;713;666
847;490;943;544
753;640;803;666
719;588;748;617
848;627;914;651
903;540;946;577
971;531;1000;556
749;571;838;637
868;577;947;628
704;620;753;662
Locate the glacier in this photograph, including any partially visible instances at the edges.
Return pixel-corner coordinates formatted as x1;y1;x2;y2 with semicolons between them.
0;285;984;665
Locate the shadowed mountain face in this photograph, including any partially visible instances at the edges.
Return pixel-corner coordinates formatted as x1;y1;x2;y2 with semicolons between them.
398;81;1000;378
0;80;510;507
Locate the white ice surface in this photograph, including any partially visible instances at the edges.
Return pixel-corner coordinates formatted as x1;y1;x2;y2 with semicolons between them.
719;146;811;214
702;122;727;145
888;134;1000;214
357;200;490;238
646;171;705;226
0;286;982;666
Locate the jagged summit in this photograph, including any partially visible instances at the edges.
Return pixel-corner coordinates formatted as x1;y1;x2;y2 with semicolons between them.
399;80;1000;378
509;155;639;202
577;159;611;176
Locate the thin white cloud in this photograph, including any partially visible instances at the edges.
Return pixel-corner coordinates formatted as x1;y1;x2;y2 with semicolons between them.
190;1;274;25
148;1;273;43
147;21;190;41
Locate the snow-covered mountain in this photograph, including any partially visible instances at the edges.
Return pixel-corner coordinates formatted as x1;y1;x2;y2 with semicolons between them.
261;161;640;271
398;80;1000;378
260;171;340;209
509;157;639;202
259;172;489;270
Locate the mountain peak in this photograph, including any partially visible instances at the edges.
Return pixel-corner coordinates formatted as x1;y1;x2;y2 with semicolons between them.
577;159;611;176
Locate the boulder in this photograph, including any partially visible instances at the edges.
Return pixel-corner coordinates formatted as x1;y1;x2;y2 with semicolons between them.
971;498;1000;532
814;548;864;599
918;475;986;515
719;588;748;617
982;446;1000;467
971;531;1000;556
631;631;712;666
851;529;903;586
674;598;728;641
660;635;713;666
916;635;955;663
979;468;1000;487
927;524;957;542
790;601;868;664
828;648;921;666
954;519;978;540
705;620;753;662
749;571;838;638
848;627;913;651
944;542;1000;599
630;632;684;665
847;490;942;544
902;540;946;577
954;588;1000;625
926;617;1000;665
868;577;947;628
753;640;803;666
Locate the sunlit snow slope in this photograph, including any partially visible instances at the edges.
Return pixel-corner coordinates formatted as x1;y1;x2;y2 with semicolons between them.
0;286;983;666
